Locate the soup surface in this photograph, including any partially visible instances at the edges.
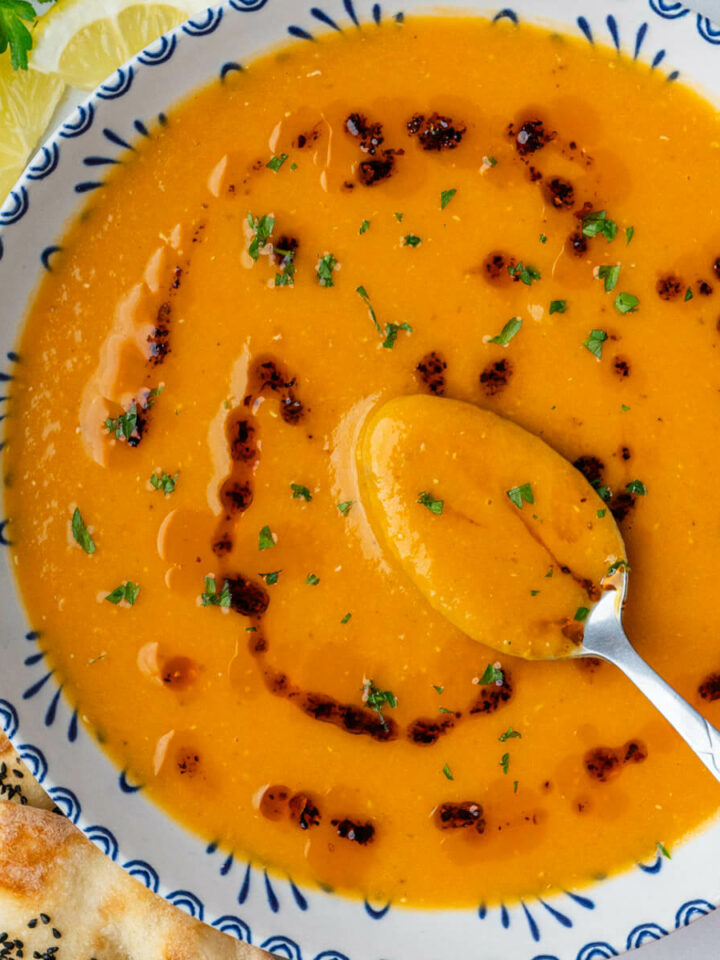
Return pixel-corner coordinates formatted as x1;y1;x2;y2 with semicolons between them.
4;16;720;908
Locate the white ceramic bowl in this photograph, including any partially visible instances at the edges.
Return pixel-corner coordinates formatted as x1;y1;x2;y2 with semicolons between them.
1;2;719;957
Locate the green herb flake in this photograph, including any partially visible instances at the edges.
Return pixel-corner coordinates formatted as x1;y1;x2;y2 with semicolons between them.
583;328;608;359
356;285;382;335
260;571;281;585
341;612;352;624
317;252;338;288
513;780;519;793
582;209;618;243
438;707;454;714
530;589;540;596
626;479;647;496
657;841;672;860
417;491;444;515
549;300;567;314
483;155;498;167
440;188;457;210
684;286;693;302
266;153;288;172
0;0;35;70
597;508;607;518
247;213;275;260
306;573;320;585
607;559;630;575
105;402;138;442
621;404;631;412
290;162;298;170
71;508;96;555
150;471;177;496
499;752;510;774
274;249;295;287
625;226;634;245
614;291;640;314
433;685;444;694
105;581;140;606
539;233;547;244
574;606;590;622
337;500;354;516
291;483;312;501
499;727;522;742
545;567;554;578
382;321;413;350
258;525;275;550
394;212;404;222
359;219;370;234
442;763;454;781
403;234;422;247
201;575;231;607
596;485;612;502
479;663;505;686
598;264;621;292
508;261;541;285
363;679;398;730
489;316;522;345
506;483;534;509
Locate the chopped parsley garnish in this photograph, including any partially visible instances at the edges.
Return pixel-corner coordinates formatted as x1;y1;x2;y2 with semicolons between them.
150;471;177;495
337;500;354;516
513;780;519;793
440;188;457;209
508;261;541;285
499;727;522;742
317;252;338;287
621;404;631;412
626;479;647;496
260;571;281;585
549;300;567;314
417;491;444;515
71;508;96;555
684;286;693;302
530;589;540;596
356;285;381;334
394;212;404;222
290;162;298;170
479;663;505;685
266;153;288;172
201;575;231;607
657;841;671;860
247;213;274;260
489;316;522;345
363;679;398;730
438;707;454;714
539;233;547;244
306;573;320;585
597;508;607;518
506;483;534;509
433;685;444;694
274;249;295;287
607;559;630;575
499;753;510;774
596;485;612;501
483;155;498;167
598;264;620;292
574;606;590;622
105;402;138;441
105;581;140;606
291;483;312;501
258;525;275;550
0;0;36;70
545;567;554;578
340;611;352;623
625;226;634;245
359;219;370;234
583;328;608;359
442;763;454;781
614;291;639;314
582;209;618;242
403;234;422;247
382;321;413;350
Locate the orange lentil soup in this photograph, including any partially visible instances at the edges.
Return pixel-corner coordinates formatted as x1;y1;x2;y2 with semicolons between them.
4;17;720;908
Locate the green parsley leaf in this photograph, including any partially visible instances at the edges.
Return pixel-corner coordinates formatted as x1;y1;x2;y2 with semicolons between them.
258;525;275;550
499;727;522;742
539;233;547;244
596;485;612;501
479;663;505;685
442;763;454;781
317;252;338;288
483;155;498;167
394;212;404;222
150;471;177;495
260;571;281;585
684;286;693;302
545;567;554;578
506;483;533;509
306;573;320;585
105;581;140;606
657;841;672;860
621;404;631;412
274;249;295;287
146;385;164;405
549;300;567;314
583;328;608;359
597;508;607;518
438;707;454;714
105;402;138;441
574;606;590;622
403;234;422;247
71;508;96;555
291;483;312;501
625;226;634;245
247;213;274;260
598;264;620;292
582;209;618;242
340;611;352;623
530;589;540;596
614;291;640;314
0;0;35;71
607;559;630;575
266;153;288;172
626;479;647;496
356;285;382;334
489;316;522;345
337;500;354;516
513;780;519;793
359;219;370;234
433;685;444;694
417;491;444;515
499;752;510;774
382;321;413;350
290;162;298;170
440;188;457;209
201;575;231;607
508;261;541;285
363;679;398;730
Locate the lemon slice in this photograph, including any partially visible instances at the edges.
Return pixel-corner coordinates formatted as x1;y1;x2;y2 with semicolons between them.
0;51;65;202
31;0;204;90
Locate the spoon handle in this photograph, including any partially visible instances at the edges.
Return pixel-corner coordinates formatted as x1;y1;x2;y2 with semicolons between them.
584;597;720;784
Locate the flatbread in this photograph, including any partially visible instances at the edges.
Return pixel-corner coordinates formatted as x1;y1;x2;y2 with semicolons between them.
0;802;268;959
0;732;56;810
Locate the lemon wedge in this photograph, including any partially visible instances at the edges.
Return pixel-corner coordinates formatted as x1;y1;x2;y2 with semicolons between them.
0;50;65;202
31;0;203;89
